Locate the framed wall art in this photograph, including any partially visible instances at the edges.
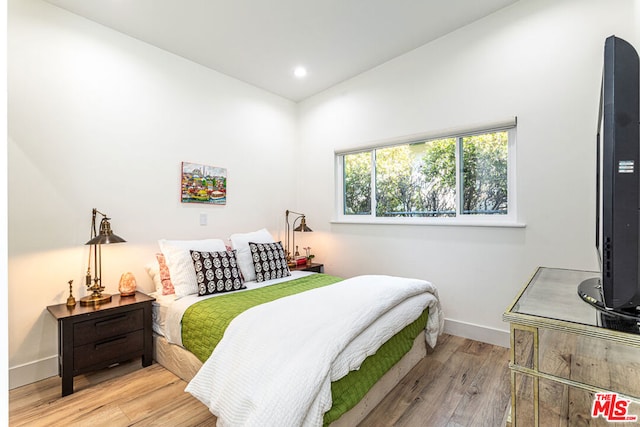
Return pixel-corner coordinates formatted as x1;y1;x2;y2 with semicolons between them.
181;162;227;205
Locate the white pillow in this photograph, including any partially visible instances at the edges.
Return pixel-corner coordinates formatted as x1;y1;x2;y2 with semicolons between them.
229;228;275;282
144;260;162;294
158;238;227;298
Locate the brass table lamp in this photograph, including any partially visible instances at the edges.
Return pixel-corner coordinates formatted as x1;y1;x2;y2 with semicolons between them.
285;210;313;266
81;208;126;306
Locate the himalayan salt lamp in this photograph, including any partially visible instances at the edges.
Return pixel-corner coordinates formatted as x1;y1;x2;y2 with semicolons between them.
119;272;137;296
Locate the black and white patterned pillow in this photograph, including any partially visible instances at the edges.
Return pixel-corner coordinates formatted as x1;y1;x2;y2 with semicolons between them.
190;250;245;296
248;241;291;282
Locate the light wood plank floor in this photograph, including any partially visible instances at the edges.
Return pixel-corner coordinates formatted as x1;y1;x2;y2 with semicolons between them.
9;334;510;427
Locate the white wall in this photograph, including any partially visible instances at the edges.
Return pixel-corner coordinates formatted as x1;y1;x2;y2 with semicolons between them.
297;0;639;346
8;0;297;388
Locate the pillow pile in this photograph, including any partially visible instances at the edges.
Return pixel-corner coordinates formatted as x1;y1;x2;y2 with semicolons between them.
146;229;286;298
158;238;228;298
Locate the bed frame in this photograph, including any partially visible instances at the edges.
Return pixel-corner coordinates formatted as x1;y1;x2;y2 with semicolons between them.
153;331;428;426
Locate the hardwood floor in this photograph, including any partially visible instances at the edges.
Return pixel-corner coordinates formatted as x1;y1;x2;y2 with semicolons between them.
9;334;510;427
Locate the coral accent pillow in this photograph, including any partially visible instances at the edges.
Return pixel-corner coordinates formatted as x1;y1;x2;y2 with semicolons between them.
156;253;175;295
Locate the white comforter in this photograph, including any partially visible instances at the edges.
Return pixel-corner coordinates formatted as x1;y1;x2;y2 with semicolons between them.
185;275;442;427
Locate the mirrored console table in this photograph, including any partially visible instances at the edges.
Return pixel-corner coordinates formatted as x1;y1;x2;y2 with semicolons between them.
503;267;640;426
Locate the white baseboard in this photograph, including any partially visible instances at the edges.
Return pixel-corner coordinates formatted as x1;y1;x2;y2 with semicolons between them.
444;318;510;348
9;355;58;390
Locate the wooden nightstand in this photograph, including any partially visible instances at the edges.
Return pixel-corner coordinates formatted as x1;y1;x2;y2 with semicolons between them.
47;291;155;396
290;262;324;273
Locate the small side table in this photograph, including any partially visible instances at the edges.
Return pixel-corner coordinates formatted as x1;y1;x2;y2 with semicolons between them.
47;291;155;396
290;262;324;273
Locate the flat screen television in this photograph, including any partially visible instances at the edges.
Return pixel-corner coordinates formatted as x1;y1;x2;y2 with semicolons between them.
578;35;640;324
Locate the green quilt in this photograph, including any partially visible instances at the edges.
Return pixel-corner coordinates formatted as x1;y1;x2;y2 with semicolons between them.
182;273;343;362
180;274;428;425
323;307;428;425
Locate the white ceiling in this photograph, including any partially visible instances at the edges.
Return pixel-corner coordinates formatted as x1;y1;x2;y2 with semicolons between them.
44;0;520;102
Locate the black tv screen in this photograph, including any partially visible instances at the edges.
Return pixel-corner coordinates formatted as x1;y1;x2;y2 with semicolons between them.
579;35;640;316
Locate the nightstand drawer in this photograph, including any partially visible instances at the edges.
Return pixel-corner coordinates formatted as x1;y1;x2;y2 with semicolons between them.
74;329;144;371
74;308;143;346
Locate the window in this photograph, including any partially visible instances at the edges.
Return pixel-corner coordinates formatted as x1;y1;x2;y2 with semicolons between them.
336;122;517;225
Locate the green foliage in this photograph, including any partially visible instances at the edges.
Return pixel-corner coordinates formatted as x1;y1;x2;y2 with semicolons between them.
461;132;508;214
342;131;508;217
375;145;424;216
420;138;457;216
343;152;371;215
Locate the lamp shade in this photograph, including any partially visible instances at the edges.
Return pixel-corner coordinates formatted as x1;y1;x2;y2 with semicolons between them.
293;217;313;232
85;217;126;245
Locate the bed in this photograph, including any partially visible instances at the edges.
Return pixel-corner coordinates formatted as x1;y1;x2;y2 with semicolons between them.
146;229;443;426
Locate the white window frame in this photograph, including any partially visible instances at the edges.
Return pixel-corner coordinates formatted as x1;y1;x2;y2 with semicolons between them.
334;119;523;227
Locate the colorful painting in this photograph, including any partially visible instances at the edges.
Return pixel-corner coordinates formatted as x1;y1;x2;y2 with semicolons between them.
181;162;227;205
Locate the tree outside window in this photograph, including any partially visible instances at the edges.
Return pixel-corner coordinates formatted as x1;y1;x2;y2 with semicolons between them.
461;133;508;215
341;129;511;220
343;151;371;215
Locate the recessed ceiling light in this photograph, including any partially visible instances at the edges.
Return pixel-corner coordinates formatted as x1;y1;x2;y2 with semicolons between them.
294;66;307;79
